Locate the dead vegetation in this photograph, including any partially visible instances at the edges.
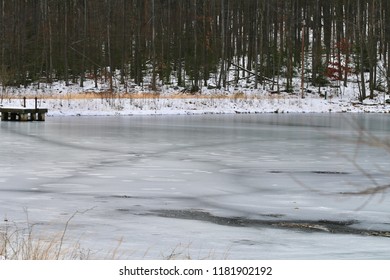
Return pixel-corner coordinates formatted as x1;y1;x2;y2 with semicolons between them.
0;209;94;260
0;221;88;260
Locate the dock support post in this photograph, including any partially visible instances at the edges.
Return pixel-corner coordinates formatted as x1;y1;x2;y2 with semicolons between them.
1;112;8;121
20;113;28;121
10;113;17;121
38;112;46;121
23;97;26;108
30;112;37;121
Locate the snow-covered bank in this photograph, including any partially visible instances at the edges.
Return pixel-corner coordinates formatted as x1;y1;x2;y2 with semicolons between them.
1;69;389;116
1;95;390;117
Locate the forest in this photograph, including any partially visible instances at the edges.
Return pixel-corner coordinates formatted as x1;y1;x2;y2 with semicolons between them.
0;0;389;100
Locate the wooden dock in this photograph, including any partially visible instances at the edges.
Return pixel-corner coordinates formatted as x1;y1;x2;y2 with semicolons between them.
1;108;48;121
0;97;48;122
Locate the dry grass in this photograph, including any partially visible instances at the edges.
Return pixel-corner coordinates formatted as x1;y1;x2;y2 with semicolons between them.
0;207;226;260
1;217;225;260
1;224;226;260
1;91;270;101
161;243;230;260
0;223;88;260
0;210;94;260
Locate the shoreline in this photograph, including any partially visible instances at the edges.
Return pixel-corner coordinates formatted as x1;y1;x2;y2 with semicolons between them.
1;95;389;117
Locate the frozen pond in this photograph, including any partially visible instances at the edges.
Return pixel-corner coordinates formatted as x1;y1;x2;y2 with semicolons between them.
1;114;390;259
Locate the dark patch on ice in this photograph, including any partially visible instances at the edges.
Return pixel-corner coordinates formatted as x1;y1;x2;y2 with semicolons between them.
311;171;350;175
317;219;355;226
112;195;135;199
268;170;350;175
233;239;257;246
259;213;285;218
116;208;132;212
0;188;54;194
148;209;390;238
111;194;162;199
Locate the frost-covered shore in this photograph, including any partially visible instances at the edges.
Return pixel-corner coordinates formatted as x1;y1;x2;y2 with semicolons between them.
1;78;389;116
1;95;389;117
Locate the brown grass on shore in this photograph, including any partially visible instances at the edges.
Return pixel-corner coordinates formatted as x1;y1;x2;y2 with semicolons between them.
1;90;285;102
0;225;88;260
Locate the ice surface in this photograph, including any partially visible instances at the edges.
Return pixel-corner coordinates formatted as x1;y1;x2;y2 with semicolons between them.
0;114;389;259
